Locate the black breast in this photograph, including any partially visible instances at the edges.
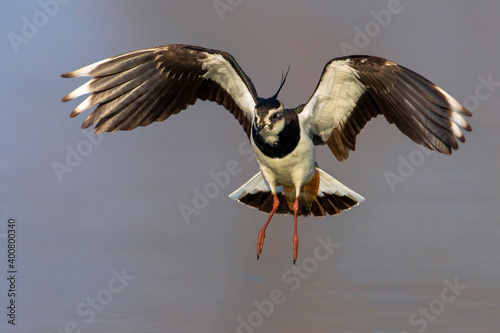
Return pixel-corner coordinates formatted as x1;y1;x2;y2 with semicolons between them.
252;111;301;159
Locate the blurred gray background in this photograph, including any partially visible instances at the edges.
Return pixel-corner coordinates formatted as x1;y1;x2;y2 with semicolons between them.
1;1;499;332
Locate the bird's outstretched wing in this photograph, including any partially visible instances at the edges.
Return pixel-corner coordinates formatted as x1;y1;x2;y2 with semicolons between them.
298;55;472;161
61;44;258;135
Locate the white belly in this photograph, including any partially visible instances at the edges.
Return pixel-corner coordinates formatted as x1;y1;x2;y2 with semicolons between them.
251;128;316;190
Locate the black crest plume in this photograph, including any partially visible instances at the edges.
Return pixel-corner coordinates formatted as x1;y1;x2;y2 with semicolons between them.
272;66;290;99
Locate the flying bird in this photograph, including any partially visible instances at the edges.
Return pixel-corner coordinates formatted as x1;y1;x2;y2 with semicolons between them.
61;44;471;263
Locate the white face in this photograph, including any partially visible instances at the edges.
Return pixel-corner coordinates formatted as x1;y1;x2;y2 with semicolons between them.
254;105;285;145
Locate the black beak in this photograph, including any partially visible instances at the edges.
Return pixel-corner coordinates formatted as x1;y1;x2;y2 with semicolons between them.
253;123;265;136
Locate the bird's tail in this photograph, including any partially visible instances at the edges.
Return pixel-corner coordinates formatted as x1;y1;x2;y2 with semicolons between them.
228;167;364;217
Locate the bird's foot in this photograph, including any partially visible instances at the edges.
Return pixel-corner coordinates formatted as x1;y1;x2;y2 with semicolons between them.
293;234;299;264
257;229;266;260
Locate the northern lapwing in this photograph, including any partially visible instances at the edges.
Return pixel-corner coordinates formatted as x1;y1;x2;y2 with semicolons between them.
61;44;471;263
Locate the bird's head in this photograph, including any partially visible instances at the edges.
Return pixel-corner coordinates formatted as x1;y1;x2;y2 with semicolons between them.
252;67;290;144
253;98;285;141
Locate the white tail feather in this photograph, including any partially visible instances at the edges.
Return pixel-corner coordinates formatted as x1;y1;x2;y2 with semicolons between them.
229;168;364;217
230;169;364;203
229;172;276;200
316;168;364;203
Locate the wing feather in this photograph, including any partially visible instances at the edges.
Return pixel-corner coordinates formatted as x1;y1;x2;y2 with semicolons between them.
299;55;471;161
62;44;258;135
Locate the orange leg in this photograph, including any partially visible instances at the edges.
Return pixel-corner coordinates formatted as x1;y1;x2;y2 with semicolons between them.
292;197;300;264
257;193;280;260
